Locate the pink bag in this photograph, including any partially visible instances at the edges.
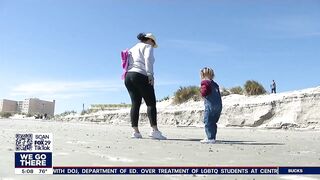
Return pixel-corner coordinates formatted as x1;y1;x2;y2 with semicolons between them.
121;49;129;80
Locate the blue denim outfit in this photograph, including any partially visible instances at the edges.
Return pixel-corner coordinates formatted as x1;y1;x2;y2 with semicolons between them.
203;80;222;140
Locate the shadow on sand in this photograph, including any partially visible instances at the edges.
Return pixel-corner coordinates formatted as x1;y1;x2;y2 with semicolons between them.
166;138;284;145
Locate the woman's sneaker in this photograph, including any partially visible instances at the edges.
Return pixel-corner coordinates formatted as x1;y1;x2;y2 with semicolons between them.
151;130;167;140
200;139;216;144
148;131;153;137
131;132;142;139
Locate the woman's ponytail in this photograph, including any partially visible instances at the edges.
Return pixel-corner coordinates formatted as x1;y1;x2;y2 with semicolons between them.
137;33;148;42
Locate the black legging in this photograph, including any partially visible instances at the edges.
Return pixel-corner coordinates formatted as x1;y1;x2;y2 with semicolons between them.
125;72;157;127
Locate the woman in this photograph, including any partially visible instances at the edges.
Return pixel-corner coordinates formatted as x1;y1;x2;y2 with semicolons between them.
124;32;167;140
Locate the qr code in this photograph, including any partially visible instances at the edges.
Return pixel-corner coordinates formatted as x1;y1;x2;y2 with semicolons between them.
16;134;33;151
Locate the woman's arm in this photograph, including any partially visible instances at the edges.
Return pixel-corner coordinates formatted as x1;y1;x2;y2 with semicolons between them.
144;45;155;76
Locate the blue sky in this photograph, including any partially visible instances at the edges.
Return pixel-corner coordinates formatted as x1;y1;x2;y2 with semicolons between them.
1;0;320;113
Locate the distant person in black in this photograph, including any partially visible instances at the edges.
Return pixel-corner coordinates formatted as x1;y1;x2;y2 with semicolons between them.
271;80;276;94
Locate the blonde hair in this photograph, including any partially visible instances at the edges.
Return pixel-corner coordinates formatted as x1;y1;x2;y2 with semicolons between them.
200;67;214;80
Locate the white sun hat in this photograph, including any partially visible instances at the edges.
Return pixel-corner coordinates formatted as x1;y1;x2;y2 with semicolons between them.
145;33;158;48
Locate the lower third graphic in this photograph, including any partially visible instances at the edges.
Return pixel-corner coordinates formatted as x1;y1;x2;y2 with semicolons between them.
15;133;53;174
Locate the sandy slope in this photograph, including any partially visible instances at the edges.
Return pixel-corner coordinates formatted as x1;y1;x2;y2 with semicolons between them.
58;86;320;130
0;118;319;180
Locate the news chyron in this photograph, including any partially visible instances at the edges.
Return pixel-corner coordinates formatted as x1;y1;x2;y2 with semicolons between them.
15;133;53;174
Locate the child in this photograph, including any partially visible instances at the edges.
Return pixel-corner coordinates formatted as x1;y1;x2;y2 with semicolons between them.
200;67;222;144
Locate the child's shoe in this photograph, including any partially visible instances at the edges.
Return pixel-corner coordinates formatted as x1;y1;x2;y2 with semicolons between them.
151;130;167;140
131;132;142;139
200;139;216;144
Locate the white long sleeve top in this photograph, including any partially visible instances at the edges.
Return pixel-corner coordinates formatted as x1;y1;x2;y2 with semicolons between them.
127;42;155;76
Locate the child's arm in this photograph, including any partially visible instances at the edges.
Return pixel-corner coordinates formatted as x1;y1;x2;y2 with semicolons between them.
200;80;212;97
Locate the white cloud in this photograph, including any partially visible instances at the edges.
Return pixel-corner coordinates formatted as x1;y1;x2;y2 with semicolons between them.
165;39;228;54
301;31;320;37
263;15;320;38
10;80;123;99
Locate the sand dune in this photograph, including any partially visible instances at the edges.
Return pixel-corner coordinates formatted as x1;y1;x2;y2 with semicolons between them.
59;86;320;129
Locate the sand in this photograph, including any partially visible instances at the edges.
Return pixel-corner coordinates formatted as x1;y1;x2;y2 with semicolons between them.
0;118;319;180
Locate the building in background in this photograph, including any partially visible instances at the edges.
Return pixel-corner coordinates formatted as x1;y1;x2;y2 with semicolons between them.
0;99;18;113
0;98;55;116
